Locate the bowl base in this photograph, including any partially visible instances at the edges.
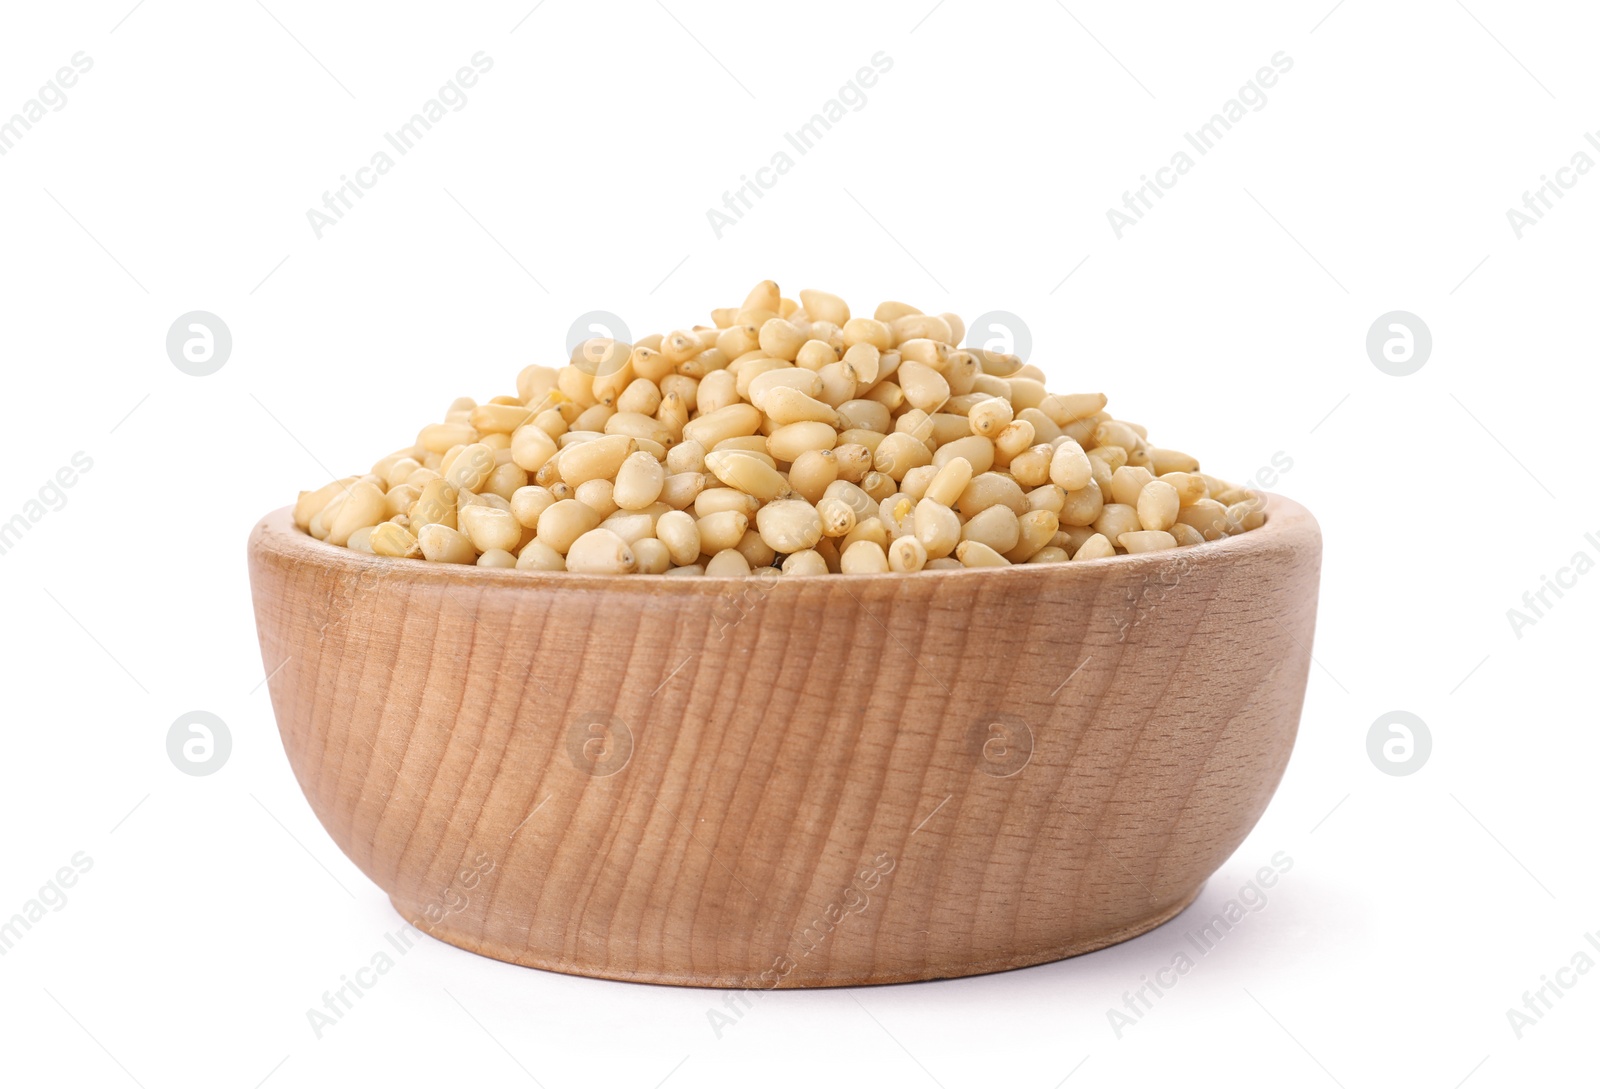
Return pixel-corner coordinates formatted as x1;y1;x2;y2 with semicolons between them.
389;885;1204;989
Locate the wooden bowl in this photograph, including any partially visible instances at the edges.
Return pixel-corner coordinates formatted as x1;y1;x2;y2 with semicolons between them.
247;494;1320;988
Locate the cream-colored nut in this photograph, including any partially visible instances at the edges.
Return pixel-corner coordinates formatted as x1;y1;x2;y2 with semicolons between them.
756;499;824;553
417;523;476;564
566;528;637;574
1136;479;1181;531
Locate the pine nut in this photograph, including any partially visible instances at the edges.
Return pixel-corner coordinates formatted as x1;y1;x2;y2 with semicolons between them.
1056;482;1107;527
1118;530;1178;554
932;435;995;475
781;549;829;576
1161;471;1208;507
1176;499;1229;540
538;499;602;554
969;397;1013;437
459;505;522;553
1026;485;1067;515
695;488;759;519
515;538;566;571
705;548;751;577
660;471;706;510
842;343;881;385
472;548;514;568
900;464;938;502
873;432;934;480
613;451;665;510
419;422;478;454
756;499;823;553
994;419;1036;461
768;422;839;462
1110;465;1156;508
1149;448;1200;475
409;479;458;530
1074;533;1115;561
1049;440;1093;491
566;528;637;574
697;510;749;553
655;510;701;566
760;386;837;427
961;505;1021;554
706;450;789;500
575;478;617;518
859;472;896;502
800;288;850;326
787;449;838;503
618;536;663;574
1225;501;1267;533
682;403;762;447
417;523;475;564
557;434;632;487
1056;527;1096;554
749;367;823;408
370;521;422;559
833;444;873;483
1094;503;1142;544
817;496;858;538
892;314;952;345
510;486;557;528
897;360;950;413
697;370;738;416
756;319;805;362
842;516;889;552
840;539;889;574
914;498;961;558
955;540;1009;568
1134;478;1180;532
957;473;1026;519
841;317;892;352
294;478;356;530
897;338;948;369
599;509;658;545
324;481;385;547
837;399;892;434
820;480;872;522
482;462;528;502
735;529;776;569
923;458;973;507
1006;510;1059;562
888;535;928;572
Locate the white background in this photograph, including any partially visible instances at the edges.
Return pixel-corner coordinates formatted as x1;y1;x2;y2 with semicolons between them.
1;1;1594;1085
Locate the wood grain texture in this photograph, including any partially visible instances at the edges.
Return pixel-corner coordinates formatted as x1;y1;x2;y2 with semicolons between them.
247;494;1321;988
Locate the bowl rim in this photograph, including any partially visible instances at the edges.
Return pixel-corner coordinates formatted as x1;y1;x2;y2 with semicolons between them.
250;492;1316;593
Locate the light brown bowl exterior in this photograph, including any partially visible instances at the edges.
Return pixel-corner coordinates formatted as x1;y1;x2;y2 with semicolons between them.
247;495;1320;988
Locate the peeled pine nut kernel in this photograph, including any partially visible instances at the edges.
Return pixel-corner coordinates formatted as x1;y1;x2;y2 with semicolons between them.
756;500;823;553
459;505;522;553
782;549;829;576
955;540;1009;568
300;281;1267;573
417;524;476;564
565;528;636;574
370;521;422;559
1075;533;1116;561
1118;530;1178;554
840;539;890;574
1136;480;1181;531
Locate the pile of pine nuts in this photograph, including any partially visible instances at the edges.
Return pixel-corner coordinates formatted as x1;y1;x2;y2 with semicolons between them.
293;281;1267;575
